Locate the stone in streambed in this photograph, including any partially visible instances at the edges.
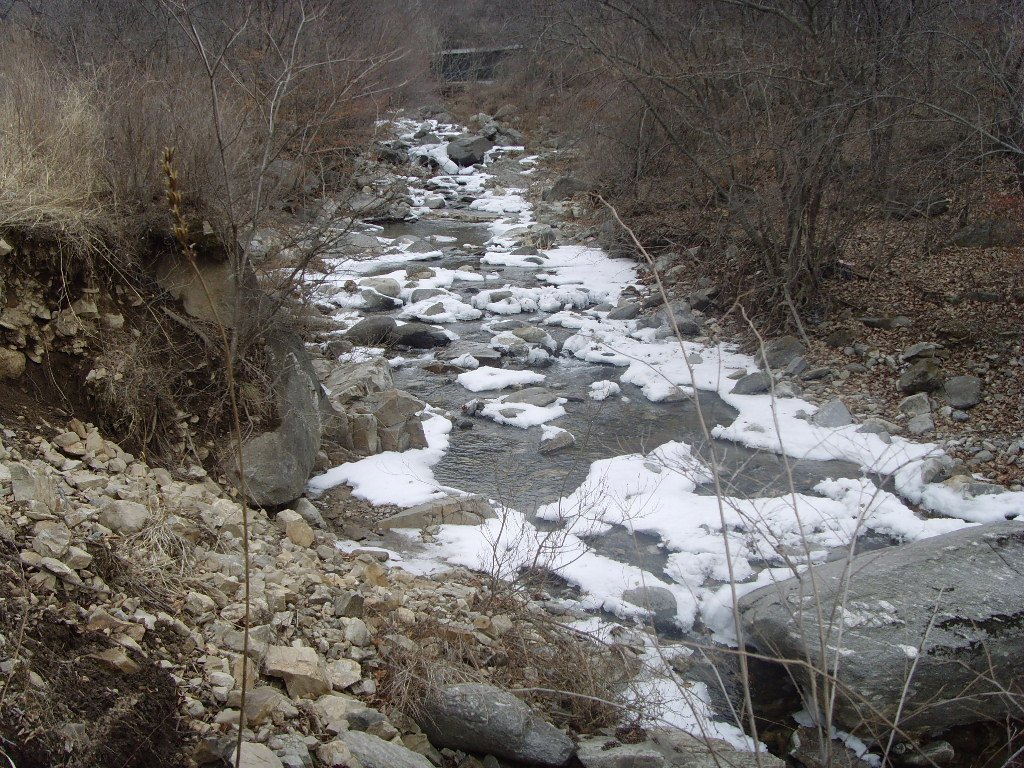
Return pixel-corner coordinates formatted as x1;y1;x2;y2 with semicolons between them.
417;683;575;766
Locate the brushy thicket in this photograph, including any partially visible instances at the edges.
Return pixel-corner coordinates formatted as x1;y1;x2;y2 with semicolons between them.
494;0;1024;330
0;0;436;261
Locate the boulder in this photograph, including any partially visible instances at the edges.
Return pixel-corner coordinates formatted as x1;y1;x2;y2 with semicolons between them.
738;522;1024;737
345;316;400;346
898;392;930;418
446;135;493;167
154;253;261;334
10;463;58;511
361;287;403;311
378;495;494;530
359;277;401;298
942;375;982;409
504;387;560;407
907;413;935;434
264;645;332;700
810;399;853;428
606;302;641;320
324;387;427;457
898;359;943;394
622;586;678;628
539;427;576;455
341;731;432;768
321;358;393;406
417;683;575;766
576;738;665;767
229;329;325;506
760;336;805;370
731;372;771;396
393;322;451;349
542;176;591;202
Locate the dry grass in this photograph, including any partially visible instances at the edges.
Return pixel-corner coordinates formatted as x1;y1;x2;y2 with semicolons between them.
372;587;642;733
0;41;111;246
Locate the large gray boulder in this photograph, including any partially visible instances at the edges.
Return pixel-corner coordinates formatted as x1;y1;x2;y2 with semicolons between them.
417;683;575;766
228;329;325;506
446;135;493;167
738;522;1024;739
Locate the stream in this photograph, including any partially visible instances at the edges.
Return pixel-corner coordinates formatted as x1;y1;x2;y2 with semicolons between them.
304;115;989;744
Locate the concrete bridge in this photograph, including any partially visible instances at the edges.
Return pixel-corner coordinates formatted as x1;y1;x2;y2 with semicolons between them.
432;45;524;82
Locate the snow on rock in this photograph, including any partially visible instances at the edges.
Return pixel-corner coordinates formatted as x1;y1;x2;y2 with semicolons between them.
589;380;621;401
456;367;546;393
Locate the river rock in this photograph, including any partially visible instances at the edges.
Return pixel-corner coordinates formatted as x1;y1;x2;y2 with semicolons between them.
738;522;1024;737
326;388;427;456
942;375;982;409
907;413;935;434
810;399;853;428
393;322;451;348
899;392;930;418
504;387;560;407
359;277;401;297
264;645;332;700
578;729;785;768
539;427;575;455
342;731;432;768
760;336;805;370
411;288;448;302
361;287;403;311
447;135;493;167
322;358;393;405
345;316;400;346
606;302;641;320
622;586;678;628
417;683;575;766
898;359;943;394
377;494;494;530
731;372;771;395
577;739;665;767
438;341;503;363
